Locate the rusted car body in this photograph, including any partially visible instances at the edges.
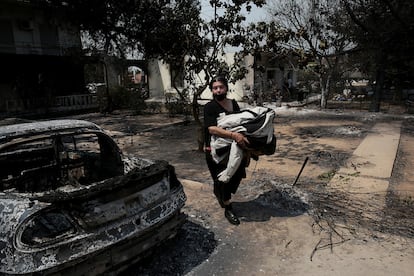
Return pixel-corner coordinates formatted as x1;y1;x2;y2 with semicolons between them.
0;119;187;275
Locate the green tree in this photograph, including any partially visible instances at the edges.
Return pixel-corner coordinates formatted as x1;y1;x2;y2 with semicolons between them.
33;0;265;150
34;0;196;57
152;0;266;150
339;0;414;111
262;0;353;108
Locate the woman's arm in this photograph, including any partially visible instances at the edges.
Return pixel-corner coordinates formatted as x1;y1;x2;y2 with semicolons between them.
208;126;249;148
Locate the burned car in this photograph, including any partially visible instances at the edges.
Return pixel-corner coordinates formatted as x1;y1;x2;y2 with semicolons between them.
0;119;186;275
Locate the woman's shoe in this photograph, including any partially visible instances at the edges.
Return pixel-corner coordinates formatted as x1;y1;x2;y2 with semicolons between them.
224;204;240;225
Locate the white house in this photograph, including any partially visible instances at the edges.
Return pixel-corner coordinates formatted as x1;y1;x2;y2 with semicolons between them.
146;53;256;102
144;51;296;104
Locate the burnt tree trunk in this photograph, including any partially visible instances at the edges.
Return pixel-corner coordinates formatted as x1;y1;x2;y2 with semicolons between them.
370;64;385;112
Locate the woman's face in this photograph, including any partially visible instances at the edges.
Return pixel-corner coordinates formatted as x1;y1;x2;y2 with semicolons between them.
211;80;228;101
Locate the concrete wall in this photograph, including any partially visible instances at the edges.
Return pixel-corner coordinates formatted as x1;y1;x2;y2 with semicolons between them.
147;59;170;99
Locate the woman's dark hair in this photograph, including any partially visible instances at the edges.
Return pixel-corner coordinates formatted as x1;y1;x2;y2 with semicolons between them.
209;75;228;90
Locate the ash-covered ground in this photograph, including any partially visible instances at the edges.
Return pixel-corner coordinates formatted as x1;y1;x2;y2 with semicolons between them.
122;176;312;276
117;110;414;275
6;107;412;275
121;220;217;275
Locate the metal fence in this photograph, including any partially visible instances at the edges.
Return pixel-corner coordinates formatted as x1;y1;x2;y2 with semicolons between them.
1;94;98;115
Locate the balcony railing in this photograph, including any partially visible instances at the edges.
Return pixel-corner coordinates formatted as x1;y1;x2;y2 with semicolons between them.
1;94;98;114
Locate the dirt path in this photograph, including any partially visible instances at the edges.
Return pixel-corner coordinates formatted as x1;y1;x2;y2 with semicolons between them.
67;108;414;275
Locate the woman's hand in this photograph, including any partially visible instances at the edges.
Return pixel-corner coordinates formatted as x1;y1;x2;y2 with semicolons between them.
231;132;249;148
208;126;250;148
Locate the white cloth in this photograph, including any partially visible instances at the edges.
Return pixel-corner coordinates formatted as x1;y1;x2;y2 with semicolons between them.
210;107;275;183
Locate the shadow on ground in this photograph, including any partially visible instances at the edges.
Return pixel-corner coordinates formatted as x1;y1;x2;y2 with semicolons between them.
121;221;217;276
232;175;310;222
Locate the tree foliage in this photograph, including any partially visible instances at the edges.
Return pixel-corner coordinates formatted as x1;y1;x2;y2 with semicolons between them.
155;0;266;150
263;0;353;108
32;0;266;149
33;0;265;89
33;0;201;58
338;0;414;111
260;0;414;110
33;0;265;83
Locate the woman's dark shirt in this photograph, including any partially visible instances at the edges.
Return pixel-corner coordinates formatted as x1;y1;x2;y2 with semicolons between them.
203;99;240;148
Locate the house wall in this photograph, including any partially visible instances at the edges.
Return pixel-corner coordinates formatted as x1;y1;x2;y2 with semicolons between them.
253;54;298;101
198;53;255;101
0;3;81;56
144;52;295;104
145;53;255;102
147;59;169;99
89;53;293;106
0;1;86;114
